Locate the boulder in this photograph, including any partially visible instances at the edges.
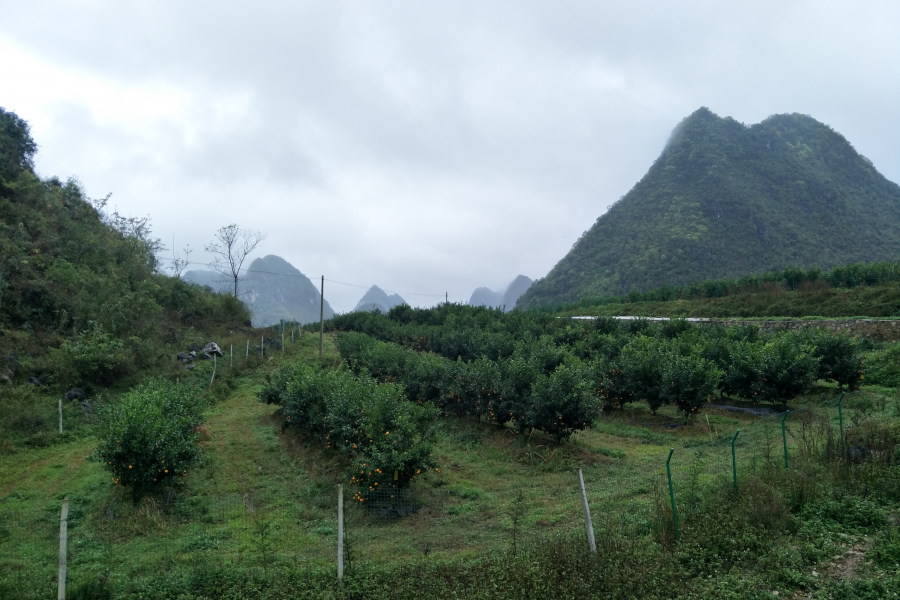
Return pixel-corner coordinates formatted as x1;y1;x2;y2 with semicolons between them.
28;376;41;386
185;363;196;371
65;388;86;402
176;352;193;363
80;400;94;414
199;352;212;360
203;342;224;357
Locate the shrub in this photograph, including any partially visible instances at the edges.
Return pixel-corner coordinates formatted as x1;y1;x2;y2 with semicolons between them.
618;336;667;412
752;333;819;403
441;356;502;420
798;329;864;389
594;359;634;410
96;378;203;501
660;353;721;415
870;526;900;569
799;491;886;531
717;339;764;400
525;358;601;441
57;323;134;385
277;364;438;491
861;343;900;387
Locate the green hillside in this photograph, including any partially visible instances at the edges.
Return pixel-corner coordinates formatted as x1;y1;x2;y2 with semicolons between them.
0;107;247;397
519;108;900;308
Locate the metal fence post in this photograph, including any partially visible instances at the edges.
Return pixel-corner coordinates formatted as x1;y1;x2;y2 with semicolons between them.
781;411;789;471
665;448;679;542
731;430;741;495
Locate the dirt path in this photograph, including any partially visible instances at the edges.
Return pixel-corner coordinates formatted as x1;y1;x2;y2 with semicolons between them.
195;386;300;497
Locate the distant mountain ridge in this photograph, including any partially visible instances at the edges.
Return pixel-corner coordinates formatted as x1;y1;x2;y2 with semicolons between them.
518;108;900;308
468;275;533;312
184;255;334;326
352;286;407;313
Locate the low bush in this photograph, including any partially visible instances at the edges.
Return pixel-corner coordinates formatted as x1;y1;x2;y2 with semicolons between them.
56;323;135;386
96;378;203;501
862;343;900;387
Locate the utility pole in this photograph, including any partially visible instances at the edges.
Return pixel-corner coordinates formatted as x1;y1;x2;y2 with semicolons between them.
445;291;448;304
319;276;325;359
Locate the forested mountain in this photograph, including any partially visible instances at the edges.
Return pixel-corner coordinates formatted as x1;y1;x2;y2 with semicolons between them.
468;275;533;312
518;108;900;308
0;108;246;389
184;255;334;326
352;285;407;313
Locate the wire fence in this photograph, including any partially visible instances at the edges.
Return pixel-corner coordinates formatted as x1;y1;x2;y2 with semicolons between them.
1;393;891;594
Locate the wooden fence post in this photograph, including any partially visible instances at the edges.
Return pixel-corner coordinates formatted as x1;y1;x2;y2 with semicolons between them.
58;497;69;600
58;398;63;434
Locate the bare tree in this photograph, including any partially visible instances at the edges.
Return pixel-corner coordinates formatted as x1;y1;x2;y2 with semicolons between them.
205;224;266;297
170;242;192;279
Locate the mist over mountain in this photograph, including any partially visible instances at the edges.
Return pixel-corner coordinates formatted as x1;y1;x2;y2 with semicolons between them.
184;255;334;326
352;286;407;313
469;287;503;309
519;108;900;308
468;275;533;312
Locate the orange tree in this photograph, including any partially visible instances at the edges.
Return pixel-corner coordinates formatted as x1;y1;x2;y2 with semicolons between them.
96;378;203;502
265;363;438;493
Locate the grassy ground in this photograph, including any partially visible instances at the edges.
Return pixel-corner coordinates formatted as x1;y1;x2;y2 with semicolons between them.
2;329;899;598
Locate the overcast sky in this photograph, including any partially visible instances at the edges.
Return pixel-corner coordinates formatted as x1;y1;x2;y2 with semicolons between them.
2;1;898;312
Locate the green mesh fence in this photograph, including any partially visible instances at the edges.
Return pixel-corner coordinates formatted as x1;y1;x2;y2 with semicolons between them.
1;391;894;593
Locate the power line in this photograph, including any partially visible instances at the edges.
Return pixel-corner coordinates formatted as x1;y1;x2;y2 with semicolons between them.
179;261;446;298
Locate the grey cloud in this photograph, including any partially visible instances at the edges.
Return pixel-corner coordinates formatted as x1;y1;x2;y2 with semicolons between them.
2;0;898;311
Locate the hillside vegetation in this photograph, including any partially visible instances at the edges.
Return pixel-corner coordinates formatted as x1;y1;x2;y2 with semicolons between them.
544;260;900;318
0;108;248;446
519;108;900;308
